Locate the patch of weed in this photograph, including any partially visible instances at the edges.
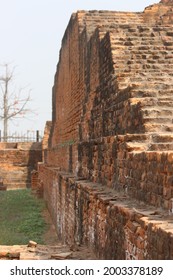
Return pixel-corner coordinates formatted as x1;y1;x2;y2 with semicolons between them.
0;189;47;245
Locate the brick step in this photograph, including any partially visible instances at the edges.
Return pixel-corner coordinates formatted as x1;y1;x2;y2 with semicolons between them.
117;81;173;90
124;63;173;71
112;57;164;65
111;37;173;46
141;108;173;118
111;26;169;33
119;25;173;31
116;68;173;78
153;27;173;32
112;45;170;53
88;17;144;24
124;133;173;152
0;171;29;180
126;64;173;71
144;123;173;133
111;38;165;44
156;99;173;106
117;76;173;87
0;170;29;174
125;140;173;152
114;72;173;81
131;82;173;90
152;134;173;143
148;143;173;151
132;98;173;107
86;13;144;19
87;20;145;31
123;134;150;152
2;181;30;188
125;133;173;142
112;47;173;56
143;117;172;124
131;89;173;98
132;62;164;69
135;40;173;47
6;183;31;190
124;133;150;142
0;176;29;182
3;178;30;183
158;90;173;97
130;53;173;60
126;142;173;152
126;142;149;152
110;40;172;50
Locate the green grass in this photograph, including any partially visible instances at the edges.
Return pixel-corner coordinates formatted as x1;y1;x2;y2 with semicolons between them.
0;189;47;245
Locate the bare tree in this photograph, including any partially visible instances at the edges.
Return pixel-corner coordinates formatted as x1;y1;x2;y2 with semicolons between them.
0;63;33;141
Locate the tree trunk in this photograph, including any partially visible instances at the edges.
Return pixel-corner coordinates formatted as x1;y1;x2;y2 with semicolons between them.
3;64;8;142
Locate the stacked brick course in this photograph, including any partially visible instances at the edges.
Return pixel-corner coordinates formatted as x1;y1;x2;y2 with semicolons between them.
38;0;173;259
0;142;42;189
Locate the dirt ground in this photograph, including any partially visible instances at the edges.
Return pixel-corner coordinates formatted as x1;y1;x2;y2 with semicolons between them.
0;203;97;260
42;208;97;260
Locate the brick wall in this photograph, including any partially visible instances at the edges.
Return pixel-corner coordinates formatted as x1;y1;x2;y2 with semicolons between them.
38;0;173;259
0;142;42;189
78;135;173;211
38;165;173;259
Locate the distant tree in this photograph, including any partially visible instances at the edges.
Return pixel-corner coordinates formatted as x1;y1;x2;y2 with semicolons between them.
0;63;33;141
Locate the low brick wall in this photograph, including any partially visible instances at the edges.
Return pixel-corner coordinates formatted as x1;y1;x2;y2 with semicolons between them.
0;142;42;189
38;164;173;260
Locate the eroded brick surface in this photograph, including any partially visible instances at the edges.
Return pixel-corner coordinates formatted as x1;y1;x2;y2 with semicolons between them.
38;0;173;259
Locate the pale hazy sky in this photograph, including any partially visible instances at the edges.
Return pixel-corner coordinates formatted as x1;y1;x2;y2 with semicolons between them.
0;0;159;134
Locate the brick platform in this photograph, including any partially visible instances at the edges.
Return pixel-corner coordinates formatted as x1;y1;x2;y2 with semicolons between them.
37;0;173;259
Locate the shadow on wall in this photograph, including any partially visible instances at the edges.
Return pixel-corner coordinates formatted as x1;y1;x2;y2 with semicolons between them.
25;142;43;189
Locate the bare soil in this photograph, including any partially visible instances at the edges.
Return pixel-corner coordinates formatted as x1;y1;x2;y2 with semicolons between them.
42;208;97;260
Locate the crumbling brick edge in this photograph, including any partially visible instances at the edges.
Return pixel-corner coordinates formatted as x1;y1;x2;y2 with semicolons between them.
36;164;173;260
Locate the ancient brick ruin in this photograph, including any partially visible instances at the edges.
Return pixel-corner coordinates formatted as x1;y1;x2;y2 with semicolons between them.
0;142;42;190
37;0;173;259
